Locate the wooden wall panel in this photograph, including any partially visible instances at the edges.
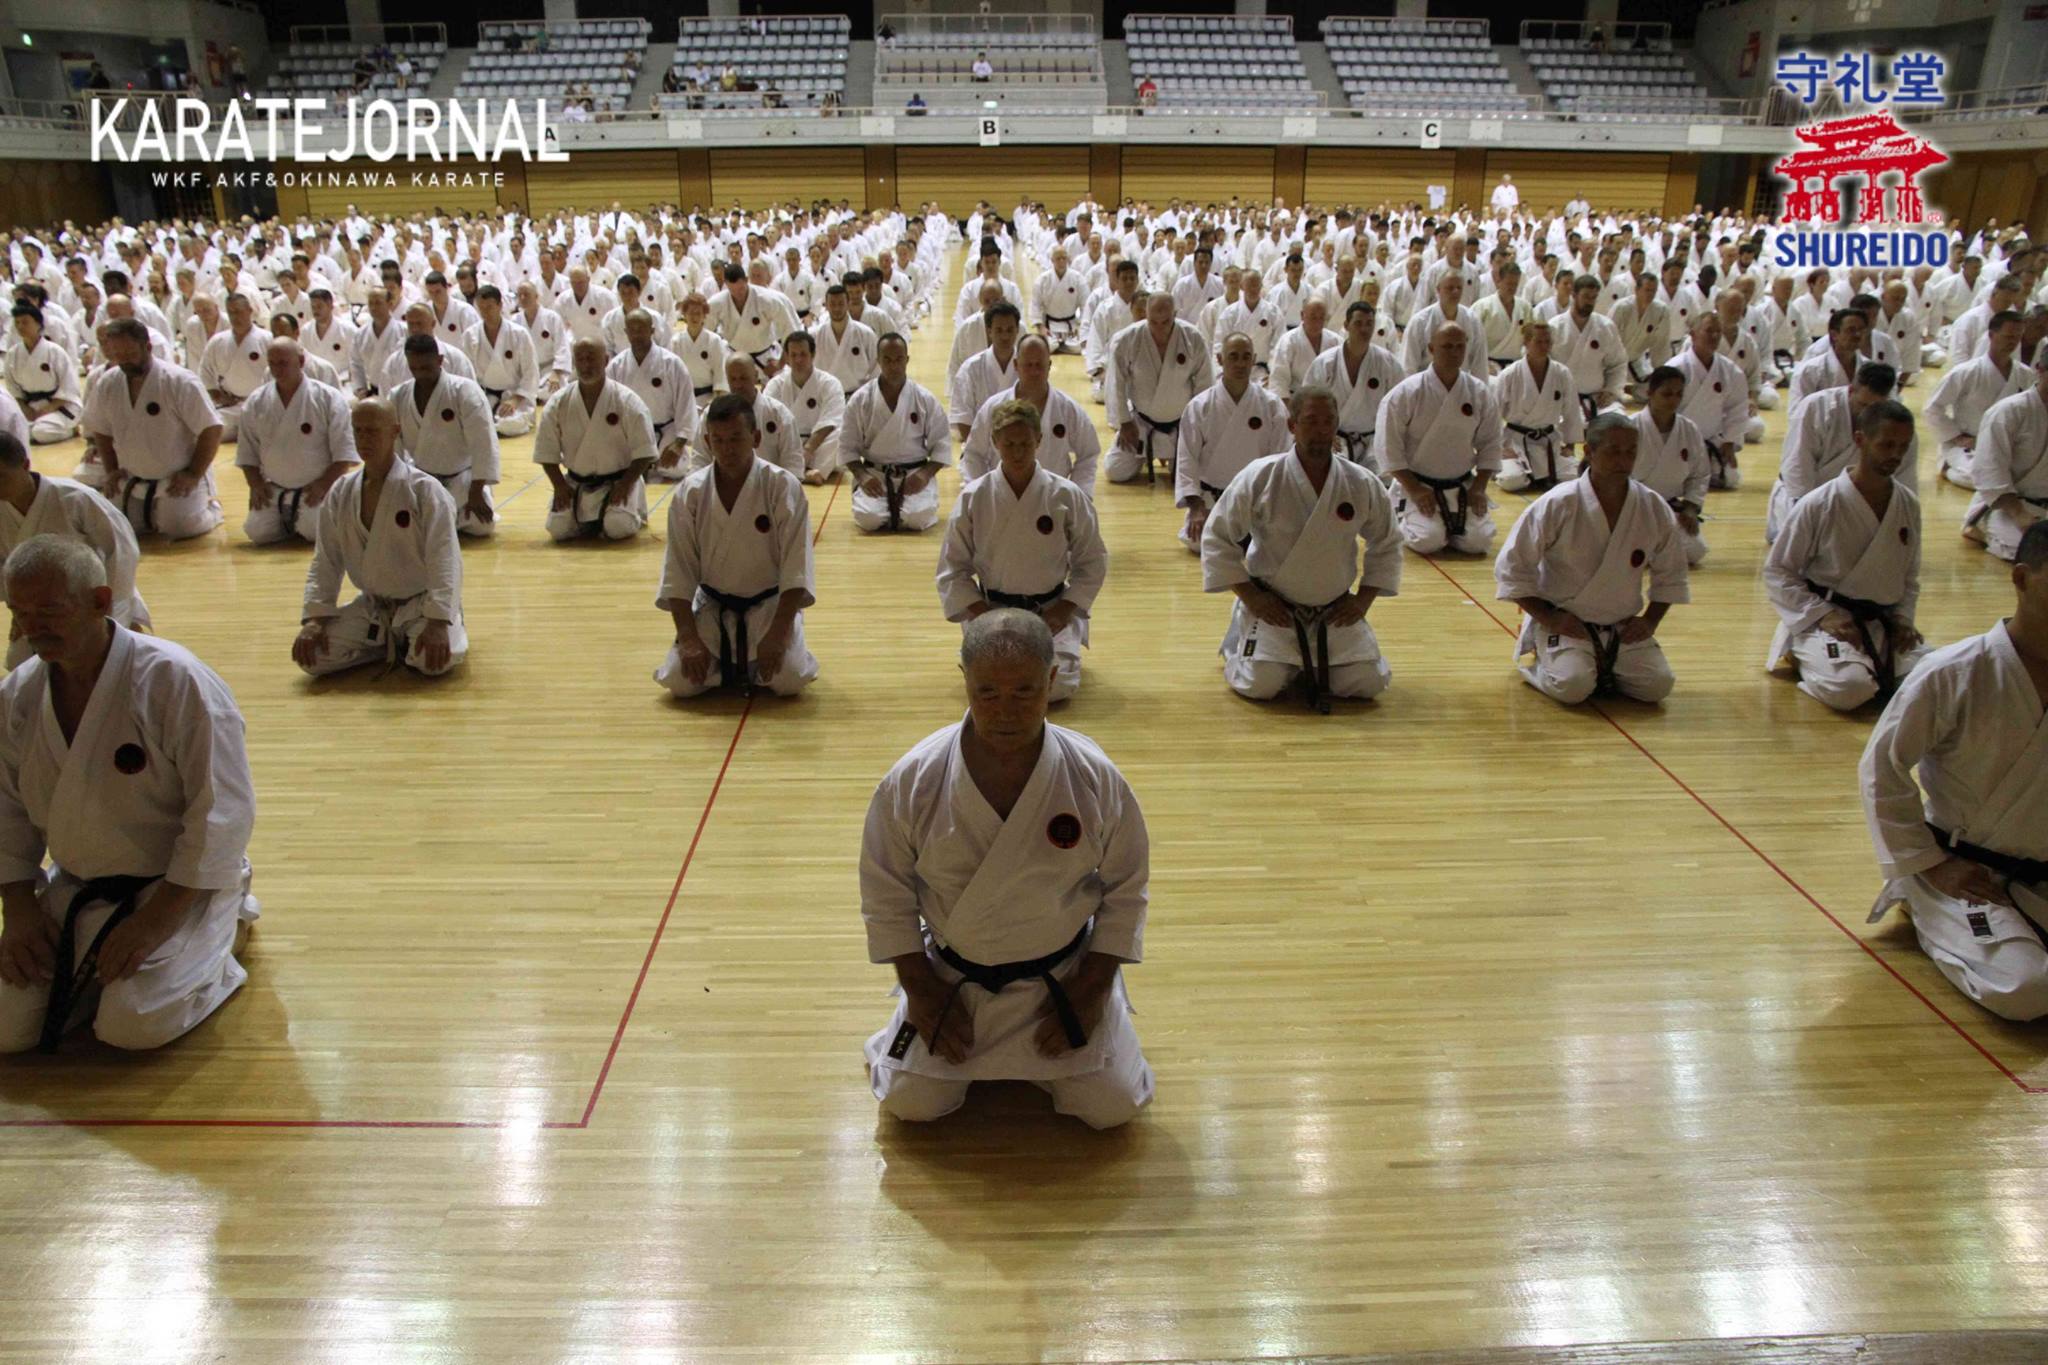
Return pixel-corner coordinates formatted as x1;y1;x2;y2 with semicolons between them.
524;151;683;217
1453;148;1487;211
708;147;865;209
1273;146;1306;208
1120;146;1273;208
282;159;504;219
1662;152;1702;218
864;145;897;213
1090;143;1121;208
1481;151;1673;215
895;146;1090;217
0;159;113;231
1303;148;1456;208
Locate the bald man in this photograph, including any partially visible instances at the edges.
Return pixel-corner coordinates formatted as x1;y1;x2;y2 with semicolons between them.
392;333;501;538
535;339;656;543
235;339;358;545
379;305;475;395
1175;333;1291;553
607;309;696;475
0;432;145;669
1107;294;1214;484
1378;324;1505;556
960;335;1100;495
1268;299;1340;403
197;293;270;441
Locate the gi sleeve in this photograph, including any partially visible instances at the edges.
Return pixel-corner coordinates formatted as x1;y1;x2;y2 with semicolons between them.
1172;396;1208;506
1376;382;1414;475
326;385;359;465
946;357;978;429
1645;501;1692;606
654;483;701;612
1107;331;1134;427
1087;763;1149;963
301;492;347;619
1198;468;1257;592
1858;665;1954;880
0;684;48;883
860;770;930;963
464;382;501;484
1187;328;1216;394
1472;382;1506;472
1493;491;1550;603
1356;478;1403;597
165;672;257;891
778;472;813;598
1899;497;1923;622
920;391;952;465
1066;402;1101;496
1762;493;1832;634
1778;396;1821;505
417;477;462;624
175;370;223;442
232;392;266;470
1921;365;1966;446
1064;487;1108;615
531;395;563;466
1971;400;2022;502
934;486;982;623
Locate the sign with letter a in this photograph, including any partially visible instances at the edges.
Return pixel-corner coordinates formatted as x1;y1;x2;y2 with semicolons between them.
980;116;1001;147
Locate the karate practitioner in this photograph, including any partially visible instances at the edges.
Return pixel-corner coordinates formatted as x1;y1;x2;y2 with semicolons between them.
465;285;540;437
198;294;270;442
392;334;500;538
1860;520;2048;1021
349;290;405;398
1492;320;1586;493
959;336;1099;495
1671;313;1751;491
1494;413;1690;707
0;535;257;1053
1107;295;1214;484
654;394;817;700
842;333;952;533
1630;366;1711;566
4;307;81;444
812;286;878;395
1966;367;2048;563
861;608;1153;1129
687;356;802;481
81;319;225;541
950;303;1022;443
514;281;572;403
234;339;357;546
1031;246;1087;353
606;309;696;475
0;433;145;668
1768;362;1916;544
939;399;1107;703
1401;274;1486;381
535;339;656;543
1200;385;1402;709
1267;299;1341;402
1302;300;1404;469
763;331;845;485
1551;275;1628;423
1924;311;2031;490
1378;324;1506;556
1765;398;1929;710
1175;333;1291;553
294;399;465;679
707;263;799;374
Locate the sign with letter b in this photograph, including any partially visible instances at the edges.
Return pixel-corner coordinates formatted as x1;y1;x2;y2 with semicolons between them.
979;117;1001;147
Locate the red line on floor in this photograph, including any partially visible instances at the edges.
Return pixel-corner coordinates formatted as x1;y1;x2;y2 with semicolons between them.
1416;552;2043;1095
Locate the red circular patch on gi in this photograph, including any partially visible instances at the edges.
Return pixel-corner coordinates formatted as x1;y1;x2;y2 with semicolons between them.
146;401;161;416
908;412;919;424
1052;423;1066;438
1461;403;1474;416
1737;350;1748;361
699;350;709;361
1713;382;1723;393
1046;813;1081;849
588;306;597;315
249;351;260;362
542;330;551;339
606;412;620;426
1630;548;1646;568
1553;391;1561;401
396;509;411;528
755;513;773;533
806;397;816;409
1368;377;1379;389
442;408;455;421
750;317;760;326
852;346;861;355
1337;501;1355;521
1679;447;1690;461
504;349;514;359
1036;513;1055;534
652;377;663;388
113;743;146;774
765;420;778;433
1258;318;1269;327
1248;417;1263;430
1900;526;1911;544
300;422;313;435
1176;353;1187;364
447;322;459;332
1590;339;1600;349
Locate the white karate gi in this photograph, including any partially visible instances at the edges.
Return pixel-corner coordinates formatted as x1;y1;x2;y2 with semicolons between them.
1215;298;1285;369
1400;302;1487;379
1765;471;1929;711
559;284;619;347
1200;450;1402;702
949;348;1020;432
465;320;540;437
1377;367;1506;554
393;373;501;538
300;460;467;677
378;340;474;397
673;325;733;405
305;317;358;379
1473;292;1533;372
1107;319;1215;484
654;458;816;698
234;376;357;544
1032;268;1088;348
1493;477;1689;705
764;366;846;480
430;297;482;359
1492;357;1586;492
1551;310;1627;412
938;465;1106;702
3;339;82;443
518;307;572;397
1268;324;1340;401
842;378;951;532
79;361;224;541
707;286;798;366
0;391;28;452
686;391;803;481
861;721;1153;1129
1609;298;1668;379
533;379;656;542
813;318;877;393
959;386;1100;495
1303;342;1405;469
608;342;698;473
1672;344;1750;489
1173;380;1291;551
348;318;406;396
1861;621;2048;1021
0;627;257;1052
1965;387;2048;561
1629;410;1712;565
198;327;271;441
952;274;1023;324
1925;356;2034;490
1768;386;1922;543
0;476;147;668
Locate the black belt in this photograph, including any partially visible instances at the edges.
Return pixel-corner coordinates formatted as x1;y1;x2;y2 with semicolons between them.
275;482;309;536
1773;348;1795;372
18;388;55;403
1132;413;1179;484
40;873;157;1053
1338;430;1373;466
855;460;924;531
927;922;1092;1055
1930;826;2048;946
1414;470;1474;541
1199;480;1226;501
983;579;1066;613
1045;312;1076;324
1508;421;1566;488
748;344;778;365
1577;392;1599;426
1808;578;1905;699
701;582;780;692
483;386;505;405
693;384;713;397
1252;575;1344;714
567;469;625;530
1585;620;1625;698
118;475;165;534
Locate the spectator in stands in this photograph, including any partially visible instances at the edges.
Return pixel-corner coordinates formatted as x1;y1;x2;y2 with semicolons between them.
1137;77;1158;109
662;68;682;95
83;62;113;93
972;53;994;83
878;21;896;45
906;92;928;117
720;63;740;92
394;53;414;92
351;53;377;94
821;89;842;117
763;81;784;110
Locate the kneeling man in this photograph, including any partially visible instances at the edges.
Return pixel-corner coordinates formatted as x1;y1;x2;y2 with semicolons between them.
235;338;357;545
536;339;656;542
861;609;1153;1129
1378;324;1504;555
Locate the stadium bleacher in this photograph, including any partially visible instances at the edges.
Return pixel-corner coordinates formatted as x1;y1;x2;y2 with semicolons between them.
1125;14;1318;111
1321;18;1525;116
264;26;448;101
665;15;850;114
458;18;650;116
1523;23;1725;121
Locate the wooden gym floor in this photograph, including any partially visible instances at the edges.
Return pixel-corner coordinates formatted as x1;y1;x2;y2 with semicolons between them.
1;244;2045;1364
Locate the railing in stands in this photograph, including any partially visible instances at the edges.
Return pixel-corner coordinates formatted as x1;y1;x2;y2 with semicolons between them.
1520;19;1674;48
1124;11;1294;36
876;13;1098;43
478;18;651;40
1320;16;1489;39
285;23;448;48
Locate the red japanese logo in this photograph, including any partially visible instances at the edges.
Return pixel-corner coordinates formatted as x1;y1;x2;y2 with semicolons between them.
1774;113;1946;226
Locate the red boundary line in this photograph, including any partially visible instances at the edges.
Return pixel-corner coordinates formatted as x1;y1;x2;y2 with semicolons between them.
1416;552;2043;1095
0;481;845;1131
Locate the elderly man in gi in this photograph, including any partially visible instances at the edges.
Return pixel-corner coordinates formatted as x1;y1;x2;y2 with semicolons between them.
294;400;465;679
1765;398;1929;711
1966;366;2048;563
1768;362;1914;544
1493;320;1586;493
1378;324;1505;556
82;319;225;541
959;336;1098;494
0;535;257;1053
1108;294;1214;485
1032;245;1087;354
393;334;500;538
198;293;271;442
1200;385;1402;711
939;398;1107;704
1175;333;1292;554
1925;311;2032;491
763;330;845;486
0;432;145;668
1670;312;1753;492
1401;273;1487;381
606;309;695;476
1304;300;1404;470
514;280;572;404
1551;274;1628;424
1630;366;1712;566
861;608;1153;1129
842;333;952;534
466;285;540;438
688;355;802;481
1495;412;1690;707
1268;298;1341;403
235;338;358;546
1860;520;2048;1022
654;394;816;700
535;338;657;543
